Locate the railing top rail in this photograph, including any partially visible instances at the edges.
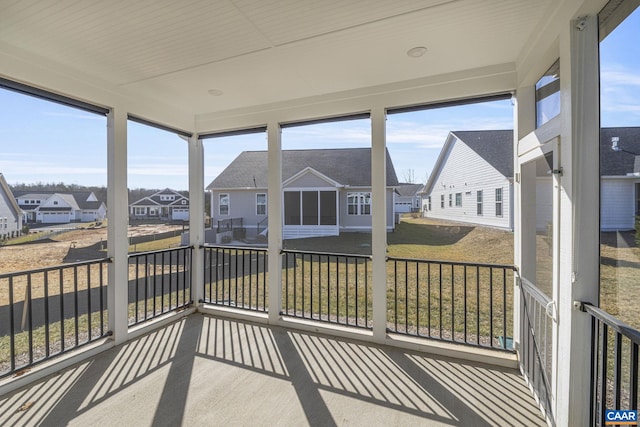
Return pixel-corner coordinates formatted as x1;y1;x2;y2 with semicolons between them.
520;277;553;306
0;257;112;279
129;245;194;257
582;302;640;345
281;248;372;260
202;244;267;252
386;256;515;270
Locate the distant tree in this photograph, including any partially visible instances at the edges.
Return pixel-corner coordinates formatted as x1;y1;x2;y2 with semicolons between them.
402;169;415;184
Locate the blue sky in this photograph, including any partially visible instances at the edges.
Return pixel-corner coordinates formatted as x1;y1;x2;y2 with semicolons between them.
1;7;638;191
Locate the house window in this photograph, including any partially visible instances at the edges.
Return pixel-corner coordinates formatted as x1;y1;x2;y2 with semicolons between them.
219;194;229;216
428;197;431;211
256;193;267;215
495;188;503;217
448;194;452;207
477;190;483;215
181;200;186;204
53;201;58;205
455;193;462;207
347;192;371;215
134;207;145;215
440;194;444;208
536;59;560;128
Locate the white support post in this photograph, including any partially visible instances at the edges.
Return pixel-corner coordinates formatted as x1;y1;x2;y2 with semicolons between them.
513;86;536;351
371;107;387;342
267;122;283;323
107;107;129;345
555;15;600;427
188;135;205;306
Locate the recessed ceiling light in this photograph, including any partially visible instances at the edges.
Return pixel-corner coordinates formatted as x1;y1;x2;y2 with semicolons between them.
407;46;427;58
208;89;224;96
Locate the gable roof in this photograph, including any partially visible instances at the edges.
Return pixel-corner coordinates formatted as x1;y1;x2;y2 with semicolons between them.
13;190;104;210
423;130;513;195
129;188;189;207
396;183;424;197
0;173;22;217
207;148;399;190
450;130;514;177
600;127;640;176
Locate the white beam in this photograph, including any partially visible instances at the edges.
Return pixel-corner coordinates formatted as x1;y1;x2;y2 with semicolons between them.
371;107;387;342
107;107;128;345
267;123;283;323
189;136;205;305
555;14;600;426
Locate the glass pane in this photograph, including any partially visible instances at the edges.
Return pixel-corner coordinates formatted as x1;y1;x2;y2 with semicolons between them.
320;191;337;225
302;191;318;225
284;192;300;225
536;60;560;127
535;153;554;298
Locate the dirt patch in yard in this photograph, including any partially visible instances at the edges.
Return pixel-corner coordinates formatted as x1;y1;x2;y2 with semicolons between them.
0;224;184;274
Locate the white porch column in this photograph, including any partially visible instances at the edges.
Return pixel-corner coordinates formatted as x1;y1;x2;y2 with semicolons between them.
267;122;283;323
513;86;536;352
188;135;205;305
371;107;387;342
107;107;129;345
556;15;600;427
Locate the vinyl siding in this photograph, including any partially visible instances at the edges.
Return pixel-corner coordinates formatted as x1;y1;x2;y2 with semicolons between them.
601;178;636;231
424;137;513;230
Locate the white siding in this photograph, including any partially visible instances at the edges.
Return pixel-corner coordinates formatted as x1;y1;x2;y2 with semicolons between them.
425;137;513;229
601;178;636;231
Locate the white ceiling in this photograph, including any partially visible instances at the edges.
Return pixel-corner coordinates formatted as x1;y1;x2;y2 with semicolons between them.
0;0;561;125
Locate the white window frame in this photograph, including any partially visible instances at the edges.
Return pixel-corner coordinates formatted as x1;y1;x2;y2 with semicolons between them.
219;193;230;216
256;193;267;216
347;192;371;215
495;188;503;217
455;193;462;207
477;190;483;216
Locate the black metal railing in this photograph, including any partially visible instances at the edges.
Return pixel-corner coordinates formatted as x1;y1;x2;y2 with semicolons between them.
387;257;514;350
583;303;640;426
519;277;554;422
0;258;111;379
202;245;268;312
282;250;372;328
128;246;192;326
217;218;243;232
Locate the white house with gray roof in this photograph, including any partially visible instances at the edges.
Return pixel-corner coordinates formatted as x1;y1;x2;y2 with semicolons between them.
424;127;640;231
394;183;424;214
129;188;190;221
0;173;23;239
422;130;515;230
207;148;399;239
15;190;106;224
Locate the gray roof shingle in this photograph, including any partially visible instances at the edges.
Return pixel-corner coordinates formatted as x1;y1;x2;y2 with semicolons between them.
600;127;640;176
207;148;399;189
451;130;514;177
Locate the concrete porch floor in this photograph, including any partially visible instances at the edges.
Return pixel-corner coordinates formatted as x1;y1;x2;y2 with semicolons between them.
0;313;546;426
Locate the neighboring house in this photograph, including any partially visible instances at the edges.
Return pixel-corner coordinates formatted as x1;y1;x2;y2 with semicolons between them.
422;127;640;231
129;188;189;221
207;148;399;239
394;183;423;214
421;130;514;230
600;127;640;231
15;190;106;224
0;173;23;239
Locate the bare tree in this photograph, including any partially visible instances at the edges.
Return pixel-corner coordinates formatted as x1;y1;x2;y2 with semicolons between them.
402;169;415;183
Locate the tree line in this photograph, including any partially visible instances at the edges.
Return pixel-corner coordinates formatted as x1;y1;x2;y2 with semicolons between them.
8;182;190;207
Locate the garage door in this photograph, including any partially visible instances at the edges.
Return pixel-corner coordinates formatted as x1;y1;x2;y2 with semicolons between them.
42;212;70;223
172;209;189;221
